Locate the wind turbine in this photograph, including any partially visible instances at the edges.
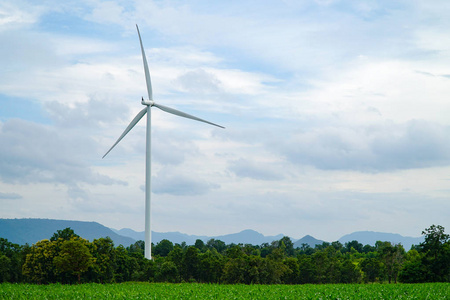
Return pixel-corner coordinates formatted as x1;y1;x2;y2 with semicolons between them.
103;25;224;259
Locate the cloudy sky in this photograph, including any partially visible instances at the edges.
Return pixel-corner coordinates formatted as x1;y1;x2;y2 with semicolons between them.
1;0;449;242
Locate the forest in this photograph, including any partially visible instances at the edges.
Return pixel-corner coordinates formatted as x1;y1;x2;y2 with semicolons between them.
0;225;449;285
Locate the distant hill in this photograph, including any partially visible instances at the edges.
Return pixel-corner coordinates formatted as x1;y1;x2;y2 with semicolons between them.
0;219;135;247
339;231;424;250
114;228;284;245
1;219;425;250
293;235;326;248
113;228;209;245
217;229;284;245
0;219;285;247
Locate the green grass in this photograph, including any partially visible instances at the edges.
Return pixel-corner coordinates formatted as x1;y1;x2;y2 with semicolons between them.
1;282;449;299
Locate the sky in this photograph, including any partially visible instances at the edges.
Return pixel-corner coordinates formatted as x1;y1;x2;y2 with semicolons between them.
1;0;450;242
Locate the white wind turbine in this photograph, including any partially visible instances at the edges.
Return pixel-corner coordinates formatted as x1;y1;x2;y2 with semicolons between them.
103;25;224;259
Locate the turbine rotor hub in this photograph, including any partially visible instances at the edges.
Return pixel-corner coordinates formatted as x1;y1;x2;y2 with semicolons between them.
141;98;154;106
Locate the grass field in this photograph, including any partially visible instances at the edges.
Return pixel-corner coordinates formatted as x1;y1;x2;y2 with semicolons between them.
1;282;449;299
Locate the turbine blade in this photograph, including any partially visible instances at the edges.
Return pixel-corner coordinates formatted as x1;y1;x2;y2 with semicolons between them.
102;108;148;158
153;103;225;129
136;24;153;100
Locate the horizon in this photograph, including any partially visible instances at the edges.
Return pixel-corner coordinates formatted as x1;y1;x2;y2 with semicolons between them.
1;1;449;242
1;217;426;242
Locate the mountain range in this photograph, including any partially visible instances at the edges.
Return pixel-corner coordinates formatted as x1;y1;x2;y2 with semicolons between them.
0;218;135;246
0;218;423;249
293;235;326;248
338;231;424;250
112;228;284;246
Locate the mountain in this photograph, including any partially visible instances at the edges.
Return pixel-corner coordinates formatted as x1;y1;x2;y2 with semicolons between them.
0;218;135;247
339;231;424;250
112;228;146;242
1;218;425;250
293;235;326;248
1;219;285;247
114;228;284;245
113;228;209;245
214;229;283;245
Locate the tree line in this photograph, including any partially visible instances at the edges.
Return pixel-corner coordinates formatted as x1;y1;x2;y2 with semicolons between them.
0;225;449;284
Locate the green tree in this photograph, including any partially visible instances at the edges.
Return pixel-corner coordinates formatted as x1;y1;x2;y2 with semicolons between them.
260;243;272;258
361;257;381;283
22;239;59;284
242;244;259;256
53;238;95;284
128;240;145;256
198;249;225;283
206;239;226;253
0;238;23;283
420;225;450;282
194;239;206;252
340;258;361;283
260;251;288;284
377;242;405;283
315;242;331;251
154;239;174;257
88;237;116;283
282;257;300;284
222;257;246;284
299;243;315;255
277;236;295;257
244;255;263;284
114;245;139;282
226;245;244;259
222;254;263;284
331;241;344;252
167;245;184;272
0;254;12;282
297;254;316;283
345;240;364;253
362;244;376;253
398;249;426;283
182;246;200;282
421;225;449;255
158;261;179;282
50;227;79;242
140;258;157;282
312;250;328;283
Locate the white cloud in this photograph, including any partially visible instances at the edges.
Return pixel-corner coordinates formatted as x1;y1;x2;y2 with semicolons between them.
0;192;22;200
87;1;126;26
228;158;285;181
274;120;450;172
0;1;42;27
1;0;449;240
0;118;124;188
152;169;220;196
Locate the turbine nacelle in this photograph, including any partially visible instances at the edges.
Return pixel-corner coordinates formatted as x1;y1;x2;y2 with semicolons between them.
141;97;153;106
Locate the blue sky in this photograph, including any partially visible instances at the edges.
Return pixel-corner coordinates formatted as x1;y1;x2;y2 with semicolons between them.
1;0;450;242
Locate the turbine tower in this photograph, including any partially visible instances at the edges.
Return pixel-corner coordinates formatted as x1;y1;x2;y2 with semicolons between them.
103;25;224;259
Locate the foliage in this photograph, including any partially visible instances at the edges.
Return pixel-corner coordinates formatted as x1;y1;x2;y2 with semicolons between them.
419;225;450;282
0;238;23;283
22;239;59;284
153;239;173;257
87;237;116;283
50;228;80;242
2;225;450;285
53;237;94;284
